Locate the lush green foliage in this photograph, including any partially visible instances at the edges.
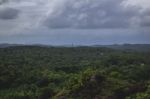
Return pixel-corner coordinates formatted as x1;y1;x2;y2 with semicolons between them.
0;46;150;99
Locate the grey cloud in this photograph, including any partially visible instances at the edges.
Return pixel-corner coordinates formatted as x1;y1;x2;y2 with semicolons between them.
44;0;140;29
0;0;9;5
0;8;19;20
129;9;150;27
140;17;150;27
140;10;150;27
0;0;150;36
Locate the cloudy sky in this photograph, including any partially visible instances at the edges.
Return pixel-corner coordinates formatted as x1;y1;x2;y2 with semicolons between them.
0;0;150;45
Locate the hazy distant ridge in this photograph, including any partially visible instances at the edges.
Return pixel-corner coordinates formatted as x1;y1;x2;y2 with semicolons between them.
0;43;150;52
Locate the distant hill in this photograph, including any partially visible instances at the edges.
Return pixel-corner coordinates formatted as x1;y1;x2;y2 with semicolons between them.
0;43;51;48
0;43;150;52
0;43;22;48
94;44;150;52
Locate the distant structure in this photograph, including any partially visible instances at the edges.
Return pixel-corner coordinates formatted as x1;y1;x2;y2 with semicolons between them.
72;43;74;47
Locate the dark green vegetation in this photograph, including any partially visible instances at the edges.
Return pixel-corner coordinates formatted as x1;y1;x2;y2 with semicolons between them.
0;46;150;99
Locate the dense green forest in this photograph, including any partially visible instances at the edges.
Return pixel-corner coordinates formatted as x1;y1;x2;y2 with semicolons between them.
0;46;150;99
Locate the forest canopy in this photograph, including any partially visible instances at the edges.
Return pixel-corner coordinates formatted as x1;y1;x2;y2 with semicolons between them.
0;45;150;99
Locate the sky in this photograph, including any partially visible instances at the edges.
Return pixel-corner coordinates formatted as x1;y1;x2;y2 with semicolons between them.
0;0;150;45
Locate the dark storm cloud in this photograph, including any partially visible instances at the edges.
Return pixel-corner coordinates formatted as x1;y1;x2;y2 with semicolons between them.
139;10;150;27
140;18;150;27
44;0;139;29
0;0;150;31
0;0;9;5
0;8;19;20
